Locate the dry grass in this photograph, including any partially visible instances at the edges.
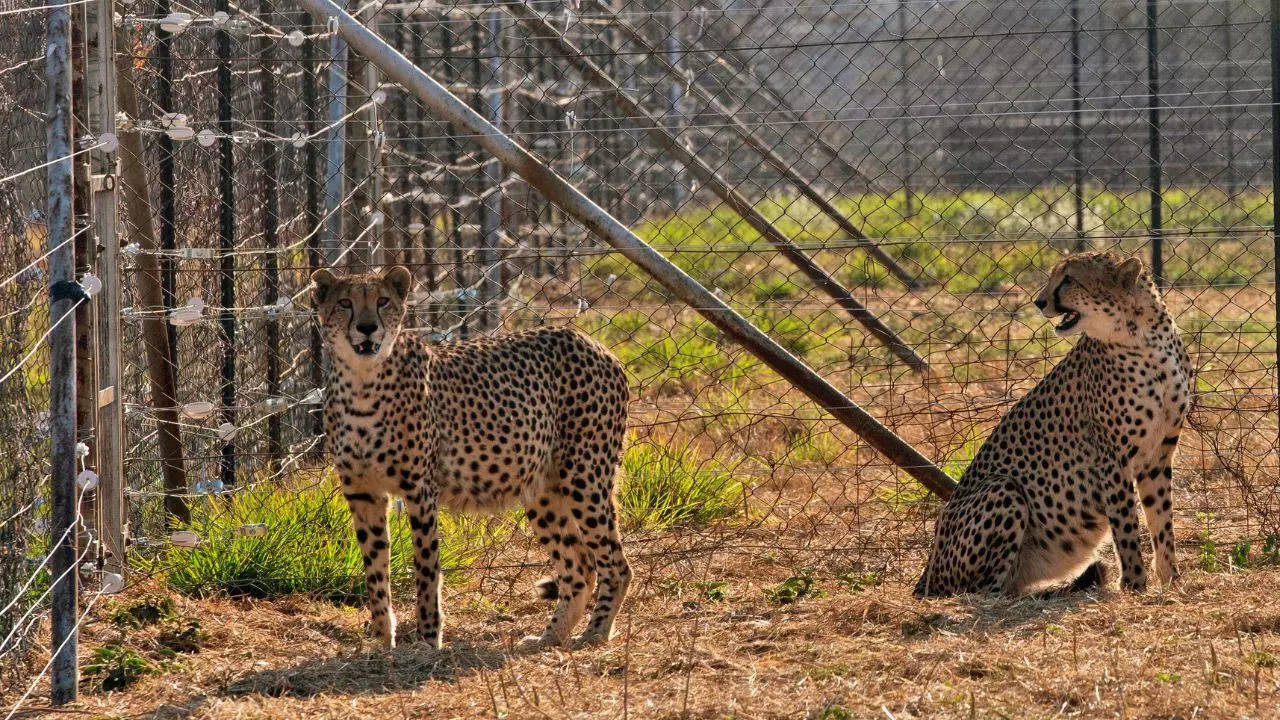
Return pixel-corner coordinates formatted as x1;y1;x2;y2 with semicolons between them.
7;562;1280;719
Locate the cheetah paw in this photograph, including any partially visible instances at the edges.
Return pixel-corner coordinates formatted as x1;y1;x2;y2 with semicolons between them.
572;630;611;648
517;633;560;651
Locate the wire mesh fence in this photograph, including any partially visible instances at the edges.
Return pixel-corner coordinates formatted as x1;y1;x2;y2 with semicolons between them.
3;0;1280;707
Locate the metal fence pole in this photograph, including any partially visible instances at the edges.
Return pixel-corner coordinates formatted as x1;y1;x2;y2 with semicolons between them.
1224;0;1237;199
301;10;325;443
896;0;913;217
1071;0;1086;252
1271;0;1279;390
260;0;282;472
216;0;236;489
480;9;504;331
46;1;79;703
296;0;956;498
1147;0;1164;286
666;4;686;209
325;11;349;265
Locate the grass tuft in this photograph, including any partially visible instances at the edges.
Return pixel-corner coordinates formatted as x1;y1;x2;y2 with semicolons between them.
619;441;747;529
151;484;497;601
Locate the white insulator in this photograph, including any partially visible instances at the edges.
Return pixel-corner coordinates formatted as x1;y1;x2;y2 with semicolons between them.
181;401;215;419
159;112;188;129
406;222;425;235
102;572;125;594
170;530;201;548
197;129;217;147
167;125;195;142
290;133;306;148
79;273;102;297
211;10;229;26
235;523;267;537
216;422;236;442
98;133;119;152
158;12;192;35
287;30;305;47
76;469;99;491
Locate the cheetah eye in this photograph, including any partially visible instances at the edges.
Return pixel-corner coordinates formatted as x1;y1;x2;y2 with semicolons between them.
1061;275;1072;286
338;298;353;310
377;296;390;308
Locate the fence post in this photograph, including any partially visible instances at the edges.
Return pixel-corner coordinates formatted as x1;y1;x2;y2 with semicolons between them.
113;28;188;524
156;0;179;376
88;0;123;580
1271;0;1279;390
216;0;237;489
115;22;188;523
46;0;79;703
896;0;913;217
296;0;957;498
665;5;686;208
301;10;325;444
1070;0;1086;251
1224;0;1237;199
70;0;98;559
260;0;282;472
1146;0;1163;286
325;10;349;265
479;9;505;331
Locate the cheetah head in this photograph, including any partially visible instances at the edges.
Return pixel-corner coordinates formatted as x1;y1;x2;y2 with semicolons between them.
1034;251;1158;343
311;266;412;366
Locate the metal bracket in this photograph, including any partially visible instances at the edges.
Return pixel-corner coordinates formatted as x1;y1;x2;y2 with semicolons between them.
90;173;116;193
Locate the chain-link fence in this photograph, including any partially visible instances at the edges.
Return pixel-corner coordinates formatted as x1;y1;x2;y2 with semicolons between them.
4;0;1280;705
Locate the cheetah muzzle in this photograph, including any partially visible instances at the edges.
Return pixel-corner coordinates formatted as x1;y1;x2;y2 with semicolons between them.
916;251;1191;597
313;266;632;650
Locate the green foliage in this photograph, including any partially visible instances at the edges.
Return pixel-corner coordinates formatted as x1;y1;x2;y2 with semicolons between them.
108;594;177;629
156;619;208;654
152;485;496;600
694;580;728;603
835;571;882;593
83;645;156;692
816;705;852;720
1249;651;1278;669
762;574;822;605
1155;671;1180;684
619;441;747;529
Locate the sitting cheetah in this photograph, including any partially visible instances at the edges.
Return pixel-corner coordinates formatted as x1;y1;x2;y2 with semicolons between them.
915;251;1191;596
312;266;631;649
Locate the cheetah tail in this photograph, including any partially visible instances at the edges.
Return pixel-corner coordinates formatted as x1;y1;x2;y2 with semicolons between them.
535;577;559;601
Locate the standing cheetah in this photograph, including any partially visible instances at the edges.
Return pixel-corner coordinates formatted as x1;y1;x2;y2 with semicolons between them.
312;266;631;649
915;252;1191;596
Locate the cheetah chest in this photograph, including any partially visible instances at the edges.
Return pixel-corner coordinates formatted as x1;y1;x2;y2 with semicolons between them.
327;383;432;497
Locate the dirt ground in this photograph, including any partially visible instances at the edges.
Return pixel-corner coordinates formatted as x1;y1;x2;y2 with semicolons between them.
7;562;1280;720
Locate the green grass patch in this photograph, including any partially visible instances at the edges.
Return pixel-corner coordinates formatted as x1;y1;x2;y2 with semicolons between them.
152;484;497;601
762;573;822;605
83;645;157;692
619;440;747;529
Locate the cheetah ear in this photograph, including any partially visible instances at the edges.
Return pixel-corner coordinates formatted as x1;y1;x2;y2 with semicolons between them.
1117;257;1143;288
382;265;413;299
311;268;337;305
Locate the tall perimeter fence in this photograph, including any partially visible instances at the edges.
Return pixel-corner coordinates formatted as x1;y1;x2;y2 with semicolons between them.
3;0;1280;707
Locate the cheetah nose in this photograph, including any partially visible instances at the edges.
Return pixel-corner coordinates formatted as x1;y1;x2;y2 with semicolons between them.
1033;298;1047;311
356;322;378;336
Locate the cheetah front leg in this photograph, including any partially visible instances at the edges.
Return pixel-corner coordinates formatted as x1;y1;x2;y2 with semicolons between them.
347;491;396;647
1136;433;1180;586
404;487;443;649
1099;464;1148;593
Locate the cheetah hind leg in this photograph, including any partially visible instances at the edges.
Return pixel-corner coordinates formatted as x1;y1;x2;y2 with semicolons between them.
519;495;591;649
915;476;1029;596
574;492;630;646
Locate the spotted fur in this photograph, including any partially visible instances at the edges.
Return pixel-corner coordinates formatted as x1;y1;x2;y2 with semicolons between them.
915;251;1191;596
313;266;631;649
